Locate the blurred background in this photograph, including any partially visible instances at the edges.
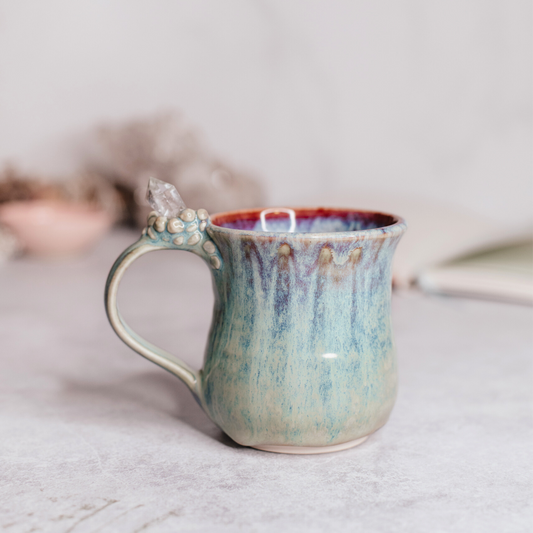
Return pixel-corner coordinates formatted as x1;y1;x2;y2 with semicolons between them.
2;4;531;529
0;0;531;299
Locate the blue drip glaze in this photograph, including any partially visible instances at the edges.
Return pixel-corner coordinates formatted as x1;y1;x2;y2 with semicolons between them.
198;209;406;447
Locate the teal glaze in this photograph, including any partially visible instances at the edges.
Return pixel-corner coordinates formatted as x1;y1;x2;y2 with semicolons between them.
105;207;406;449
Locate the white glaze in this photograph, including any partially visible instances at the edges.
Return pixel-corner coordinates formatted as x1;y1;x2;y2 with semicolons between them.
180;209;196;222
197;209;209;220
154;216;167;232
167;218;184;233
187;233;201;245
203;241;216;254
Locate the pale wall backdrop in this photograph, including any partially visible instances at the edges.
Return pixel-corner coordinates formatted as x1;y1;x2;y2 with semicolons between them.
0;0;531;224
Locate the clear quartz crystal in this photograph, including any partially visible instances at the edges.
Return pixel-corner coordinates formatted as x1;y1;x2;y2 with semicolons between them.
146;177;186;217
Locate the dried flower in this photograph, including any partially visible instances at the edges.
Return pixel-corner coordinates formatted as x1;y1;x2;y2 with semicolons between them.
0;165;123;219
93;110;264;226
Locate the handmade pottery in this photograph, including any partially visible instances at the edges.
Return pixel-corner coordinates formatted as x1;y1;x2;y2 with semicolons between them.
105;206;407;454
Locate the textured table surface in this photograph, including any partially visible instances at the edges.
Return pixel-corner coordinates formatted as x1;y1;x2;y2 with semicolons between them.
1;230;531;533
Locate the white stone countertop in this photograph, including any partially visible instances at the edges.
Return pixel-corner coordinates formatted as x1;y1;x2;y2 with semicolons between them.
1;229;531;532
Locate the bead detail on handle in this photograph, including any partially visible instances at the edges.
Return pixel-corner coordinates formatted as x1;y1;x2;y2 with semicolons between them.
187;233;201;245
154;216;167;232
180;209;196;222
203;241;216;254
143;209;222;270
167;218;184;233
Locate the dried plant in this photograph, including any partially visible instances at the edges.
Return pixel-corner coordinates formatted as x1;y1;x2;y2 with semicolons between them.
0;165;122;218
93;110;264;225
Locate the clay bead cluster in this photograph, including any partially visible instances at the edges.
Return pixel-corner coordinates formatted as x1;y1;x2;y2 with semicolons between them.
144;208;221;269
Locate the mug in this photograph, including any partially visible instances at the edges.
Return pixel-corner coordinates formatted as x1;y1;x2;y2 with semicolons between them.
105;206;406;454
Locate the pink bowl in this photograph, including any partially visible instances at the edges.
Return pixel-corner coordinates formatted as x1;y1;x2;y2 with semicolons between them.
0;200;113;257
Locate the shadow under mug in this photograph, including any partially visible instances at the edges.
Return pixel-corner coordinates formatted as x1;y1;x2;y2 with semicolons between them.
105;207;407;454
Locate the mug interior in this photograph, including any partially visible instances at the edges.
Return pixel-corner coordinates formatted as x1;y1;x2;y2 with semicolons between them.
211;207;398;234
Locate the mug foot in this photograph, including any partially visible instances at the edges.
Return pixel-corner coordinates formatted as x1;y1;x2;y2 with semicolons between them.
251;435;369;455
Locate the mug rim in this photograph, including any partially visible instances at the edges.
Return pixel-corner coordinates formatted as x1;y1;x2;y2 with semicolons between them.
209;206;407;241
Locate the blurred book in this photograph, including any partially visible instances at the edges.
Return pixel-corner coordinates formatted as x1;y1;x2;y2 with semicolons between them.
418;240;533;305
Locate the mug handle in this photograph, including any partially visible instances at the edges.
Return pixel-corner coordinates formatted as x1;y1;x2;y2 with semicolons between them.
104;209;222;401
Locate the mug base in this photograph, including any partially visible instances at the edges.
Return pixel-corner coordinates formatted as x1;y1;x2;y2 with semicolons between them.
251;435;369;455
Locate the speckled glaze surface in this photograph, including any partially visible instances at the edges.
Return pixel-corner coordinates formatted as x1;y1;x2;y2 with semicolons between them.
105;207;406;452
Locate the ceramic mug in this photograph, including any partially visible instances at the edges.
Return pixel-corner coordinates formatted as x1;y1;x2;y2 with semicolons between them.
105;206;406;454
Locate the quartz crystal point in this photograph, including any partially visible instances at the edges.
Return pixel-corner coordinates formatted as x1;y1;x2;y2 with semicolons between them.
146;177;187;217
